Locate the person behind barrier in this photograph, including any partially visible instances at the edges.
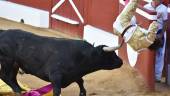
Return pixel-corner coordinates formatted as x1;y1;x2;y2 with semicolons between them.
144;0;168;82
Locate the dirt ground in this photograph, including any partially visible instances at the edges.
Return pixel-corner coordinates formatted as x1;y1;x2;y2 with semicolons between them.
1;17;170;96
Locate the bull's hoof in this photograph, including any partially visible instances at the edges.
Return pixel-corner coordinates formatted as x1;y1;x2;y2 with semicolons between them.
89;92;98;96
15;93;22;96
79;92;86;96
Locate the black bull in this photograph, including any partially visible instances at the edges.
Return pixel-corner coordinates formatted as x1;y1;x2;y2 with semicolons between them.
0;29;123;96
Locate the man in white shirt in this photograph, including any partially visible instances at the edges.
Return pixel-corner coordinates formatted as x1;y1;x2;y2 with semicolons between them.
144;0;168;82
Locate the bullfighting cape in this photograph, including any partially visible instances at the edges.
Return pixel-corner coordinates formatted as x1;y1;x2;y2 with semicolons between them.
113;0;158;51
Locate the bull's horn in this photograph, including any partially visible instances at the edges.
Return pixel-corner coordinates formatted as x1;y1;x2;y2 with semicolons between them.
103;44;121;52
103;39;124;52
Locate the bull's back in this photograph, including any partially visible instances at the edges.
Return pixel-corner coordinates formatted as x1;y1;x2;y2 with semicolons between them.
0;29;93;74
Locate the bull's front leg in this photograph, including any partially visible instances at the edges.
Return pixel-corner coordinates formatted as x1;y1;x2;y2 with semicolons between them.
76;78;86;96
49;72;62;96
0;59;22;93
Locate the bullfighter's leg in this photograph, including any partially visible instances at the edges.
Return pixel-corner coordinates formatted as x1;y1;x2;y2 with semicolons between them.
113;0;139;36
117;0;138;28
76;78;86;96
49;72;62;96
0;59;22;93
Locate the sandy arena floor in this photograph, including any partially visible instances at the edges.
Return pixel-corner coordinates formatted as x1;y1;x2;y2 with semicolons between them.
0;17;170;96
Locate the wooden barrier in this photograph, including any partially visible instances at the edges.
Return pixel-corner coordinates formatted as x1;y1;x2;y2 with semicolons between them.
165;4;170;84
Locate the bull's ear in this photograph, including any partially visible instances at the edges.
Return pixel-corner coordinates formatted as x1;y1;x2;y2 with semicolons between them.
94;45;106;54
95;45;107;48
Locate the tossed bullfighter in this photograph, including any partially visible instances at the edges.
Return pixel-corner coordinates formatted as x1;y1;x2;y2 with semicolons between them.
113;0;158;51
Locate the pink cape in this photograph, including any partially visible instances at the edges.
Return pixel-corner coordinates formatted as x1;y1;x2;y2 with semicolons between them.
23;84;53;96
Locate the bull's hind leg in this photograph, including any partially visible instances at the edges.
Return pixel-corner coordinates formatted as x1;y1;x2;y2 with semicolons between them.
49;72;62;96
0;59;22;93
